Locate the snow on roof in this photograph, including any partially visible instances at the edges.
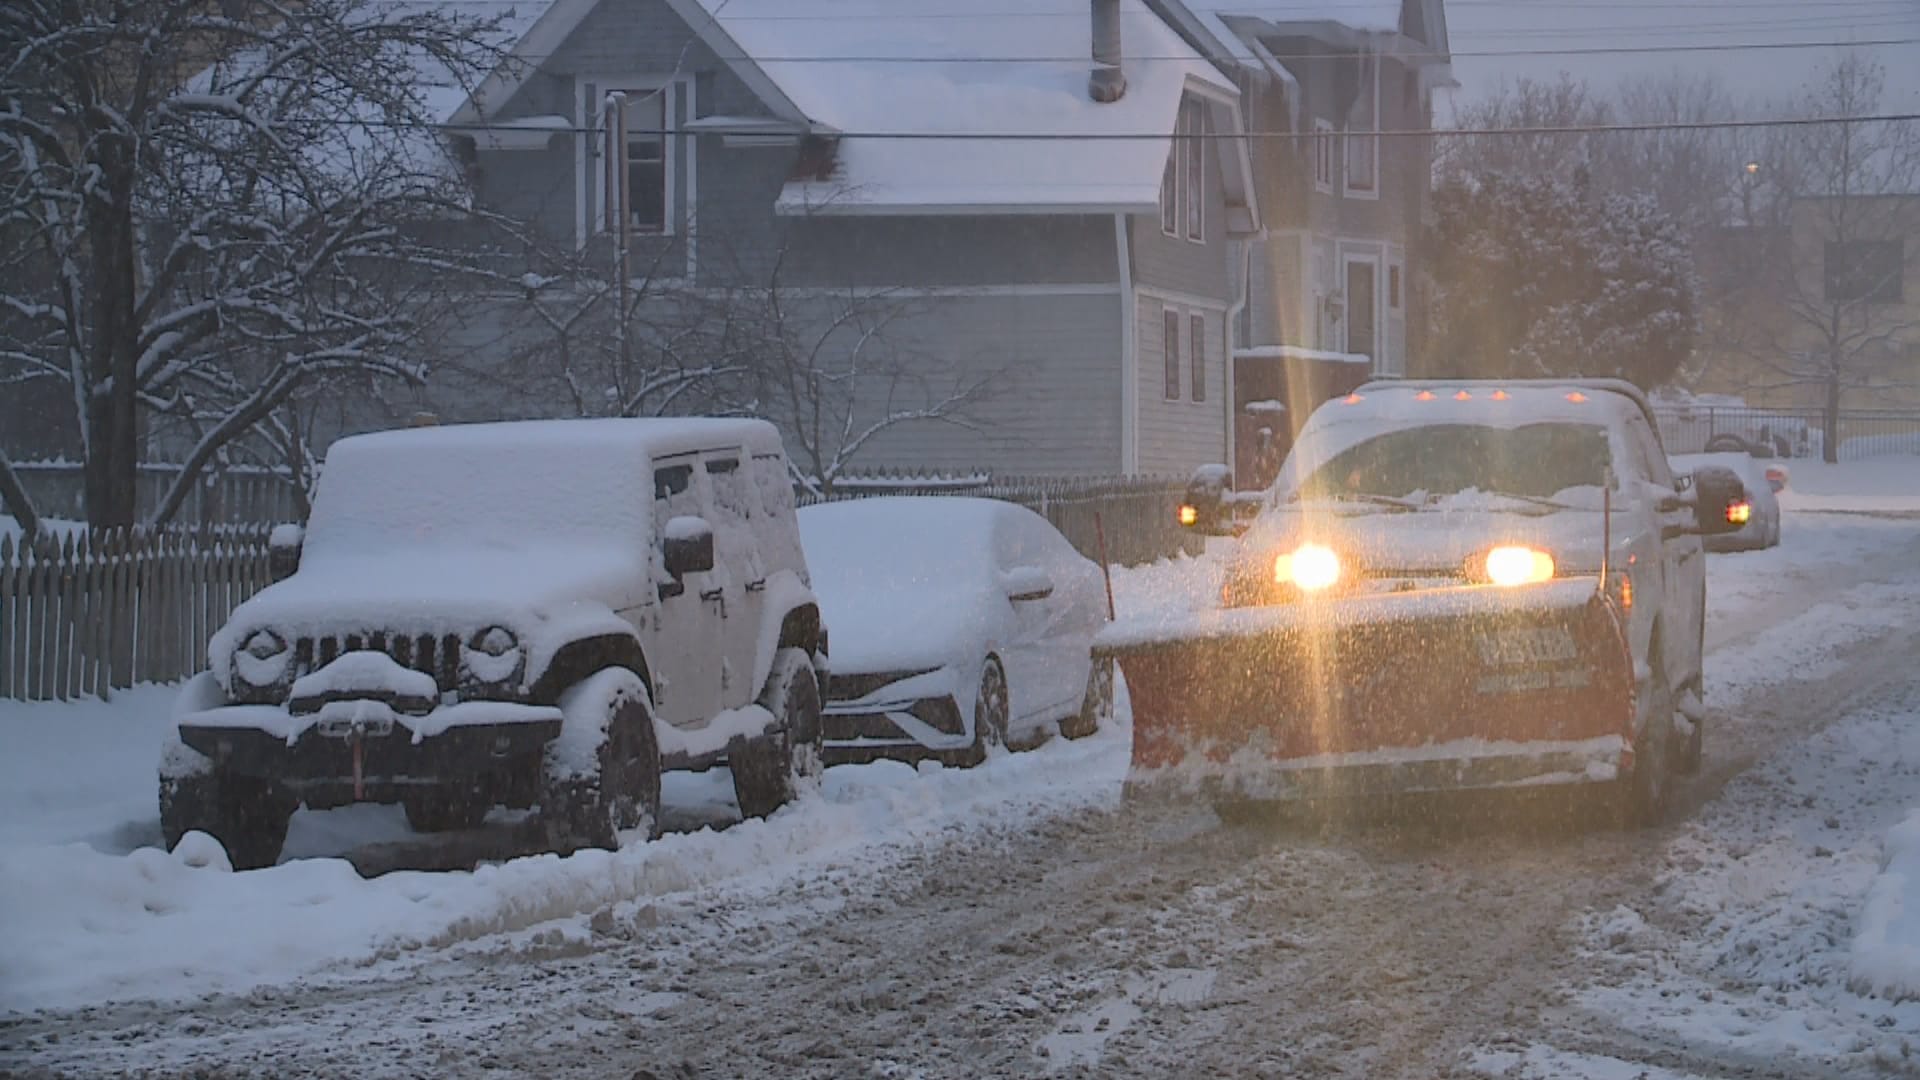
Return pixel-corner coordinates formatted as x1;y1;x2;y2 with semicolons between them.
691;0;1235;215
417;1;564;124
1234;345;1372;365
1186;1;1404;35
335;416;783;461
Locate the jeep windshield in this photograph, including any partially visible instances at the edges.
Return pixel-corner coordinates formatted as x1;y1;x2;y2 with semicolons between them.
1285;422;1614;510
301;432;654;561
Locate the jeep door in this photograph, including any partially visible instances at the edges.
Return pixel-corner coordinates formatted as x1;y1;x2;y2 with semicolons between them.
649;455;724;728
704;450;764;710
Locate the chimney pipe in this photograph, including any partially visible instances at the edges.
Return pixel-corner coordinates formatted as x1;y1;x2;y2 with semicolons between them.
1090;0;1126;102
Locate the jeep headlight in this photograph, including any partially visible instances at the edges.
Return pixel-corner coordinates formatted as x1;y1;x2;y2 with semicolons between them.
234;629;291;687
461;625;523;685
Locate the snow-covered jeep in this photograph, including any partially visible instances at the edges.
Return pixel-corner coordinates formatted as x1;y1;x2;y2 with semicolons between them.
162;418;827;869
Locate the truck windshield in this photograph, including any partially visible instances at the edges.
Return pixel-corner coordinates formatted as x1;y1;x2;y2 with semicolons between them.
1291;422;1613;503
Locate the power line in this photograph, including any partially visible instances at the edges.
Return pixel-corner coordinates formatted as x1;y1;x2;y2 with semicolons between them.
409;111;1920;139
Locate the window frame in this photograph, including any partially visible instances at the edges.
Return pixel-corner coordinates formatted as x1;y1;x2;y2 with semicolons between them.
588;80;679;241
1189;312;1207;403
1184;99;1206;243
1163;308;1182;401
1312;118;1335;193
1344;56;1379;199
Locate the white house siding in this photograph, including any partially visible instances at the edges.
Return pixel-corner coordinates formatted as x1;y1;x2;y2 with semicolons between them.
1134;290;1228;475
828;291;1126;476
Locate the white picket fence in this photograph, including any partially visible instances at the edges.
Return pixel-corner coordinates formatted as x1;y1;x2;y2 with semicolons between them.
0;527;272;701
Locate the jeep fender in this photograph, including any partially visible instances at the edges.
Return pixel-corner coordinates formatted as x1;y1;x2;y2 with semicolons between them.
528;613;654;706
752;569;822;696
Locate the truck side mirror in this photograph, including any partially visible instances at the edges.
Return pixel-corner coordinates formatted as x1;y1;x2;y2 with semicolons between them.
1167;463;1244;534
1689;466;1749;536
268;523;304;583
663;516;716;577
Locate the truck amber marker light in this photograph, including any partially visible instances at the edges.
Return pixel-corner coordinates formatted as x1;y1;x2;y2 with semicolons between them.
1726;500;1753;525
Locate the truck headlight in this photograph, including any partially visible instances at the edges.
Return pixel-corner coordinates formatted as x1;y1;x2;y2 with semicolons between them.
461;625;522;685
1484;546;1556;587
234;629;291;687
1274;543;1341;592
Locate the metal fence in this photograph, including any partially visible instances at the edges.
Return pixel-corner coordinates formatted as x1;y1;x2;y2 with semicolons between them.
0;526;272;701
801;472;1202;568
1652;406;1920;461
12;461;303;529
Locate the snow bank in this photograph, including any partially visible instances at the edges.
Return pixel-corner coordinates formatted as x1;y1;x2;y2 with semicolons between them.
1852;810;1920;1000
0;679;1134;1013
1777;459;1920;514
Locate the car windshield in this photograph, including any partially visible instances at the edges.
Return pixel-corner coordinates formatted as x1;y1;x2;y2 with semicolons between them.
1289;422;1614;504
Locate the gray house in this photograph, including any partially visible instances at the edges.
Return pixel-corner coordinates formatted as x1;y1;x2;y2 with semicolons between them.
416;0;1263;479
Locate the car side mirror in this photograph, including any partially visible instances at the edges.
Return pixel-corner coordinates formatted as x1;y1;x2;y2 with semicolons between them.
268;523;304;583
1689;465;1749;536
663;516;716;578
1002;566;1055;603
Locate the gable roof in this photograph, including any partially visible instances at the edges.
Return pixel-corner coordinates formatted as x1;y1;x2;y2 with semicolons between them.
686;0;1240;216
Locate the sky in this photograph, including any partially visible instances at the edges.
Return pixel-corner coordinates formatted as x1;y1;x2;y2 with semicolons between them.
1440;0;1920;114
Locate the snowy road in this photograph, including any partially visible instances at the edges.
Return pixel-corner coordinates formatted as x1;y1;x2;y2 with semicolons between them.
7;510;1920;1078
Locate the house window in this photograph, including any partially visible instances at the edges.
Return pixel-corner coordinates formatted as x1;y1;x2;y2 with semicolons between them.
1345;56;1378;196
1189;313;1207;402
598;87;670;236
1184;100;1206;241
1163;309;1181;400
1825;240;1903;303
1162;100;1206;241
1388;264;1402;310
1313;118;1334;192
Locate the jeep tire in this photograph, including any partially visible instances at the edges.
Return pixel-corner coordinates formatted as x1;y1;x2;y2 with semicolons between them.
543;668;663;851
731;647;824;820
160;767;297;871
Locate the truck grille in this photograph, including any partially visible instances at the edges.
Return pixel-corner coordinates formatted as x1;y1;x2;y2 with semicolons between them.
296;631;461;693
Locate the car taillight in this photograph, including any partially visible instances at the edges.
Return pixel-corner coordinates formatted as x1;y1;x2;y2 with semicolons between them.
1726;500;1752;525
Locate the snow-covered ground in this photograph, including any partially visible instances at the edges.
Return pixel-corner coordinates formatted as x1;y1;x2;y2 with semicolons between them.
6;459;1920;1078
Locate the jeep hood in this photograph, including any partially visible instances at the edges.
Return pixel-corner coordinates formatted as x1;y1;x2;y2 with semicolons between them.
209;544;648;681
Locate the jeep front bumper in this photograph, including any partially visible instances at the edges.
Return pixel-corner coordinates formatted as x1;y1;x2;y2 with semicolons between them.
178;700;562;793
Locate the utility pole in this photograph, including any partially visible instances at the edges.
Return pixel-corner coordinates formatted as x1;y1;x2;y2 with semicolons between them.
604;91;632;385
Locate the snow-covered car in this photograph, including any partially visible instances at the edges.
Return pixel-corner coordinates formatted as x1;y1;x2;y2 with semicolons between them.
797;497;1113;766
1670;452;1783;551
162;419;827;869
1102;379;1749;825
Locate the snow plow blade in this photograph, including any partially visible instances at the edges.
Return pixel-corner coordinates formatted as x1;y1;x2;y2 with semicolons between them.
1097;579;1634;801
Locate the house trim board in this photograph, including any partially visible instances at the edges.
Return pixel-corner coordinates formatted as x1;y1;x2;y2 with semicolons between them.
1137;284;1230;313
1116;214;1138;474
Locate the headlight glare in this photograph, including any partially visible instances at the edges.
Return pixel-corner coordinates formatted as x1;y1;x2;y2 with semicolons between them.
1485;546;1556;587
1274;543;1341;592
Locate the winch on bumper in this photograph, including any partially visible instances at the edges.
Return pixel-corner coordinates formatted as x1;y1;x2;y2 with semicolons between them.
1097;578;1636;801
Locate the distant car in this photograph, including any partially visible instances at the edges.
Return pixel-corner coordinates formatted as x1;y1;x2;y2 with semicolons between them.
798;497;1113;766
1671;452;1782;551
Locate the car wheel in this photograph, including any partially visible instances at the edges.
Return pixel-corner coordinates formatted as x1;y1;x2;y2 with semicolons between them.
544;668;662;851
1059;656;1113;740
732;647;825;819
950;657;1010;768
402;785;491;832
160;767;297;871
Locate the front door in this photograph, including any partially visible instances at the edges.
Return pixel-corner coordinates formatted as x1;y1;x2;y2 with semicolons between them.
646;455;723;728
1345;259;1377;364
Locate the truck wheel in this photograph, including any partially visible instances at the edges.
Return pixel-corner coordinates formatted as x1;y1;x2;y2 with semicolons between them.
544;668;662;851
1612;660;1674;828
402;785;491;832
732;648;825;819
1059;656;1112;740
160;767;297;871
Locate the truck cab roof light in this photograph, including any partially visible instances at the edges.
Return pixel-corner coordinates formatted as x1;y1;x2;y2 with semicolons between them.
1415;390;1436;401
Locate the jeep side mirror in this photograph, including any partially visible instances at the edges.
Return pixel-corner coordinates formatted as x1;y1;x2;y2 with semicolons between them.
268;523;304;583
1179;464;1245;537
1689;465;1749;536
663;516;716;578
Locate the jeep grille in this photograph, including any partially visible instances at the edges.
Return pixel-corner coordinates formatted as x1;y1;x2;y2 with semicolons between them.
296;631;460;694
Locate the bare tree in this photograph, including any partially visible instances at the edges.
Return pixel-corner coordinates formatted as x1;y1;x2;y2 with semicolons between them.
1438;74;1616;184
1717;55;1920;459
0;0;504;527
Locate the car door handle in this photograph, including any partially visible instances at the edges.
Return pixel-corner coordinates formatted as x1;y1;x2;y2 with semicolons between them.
746;578;767;592
699;586;725;602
